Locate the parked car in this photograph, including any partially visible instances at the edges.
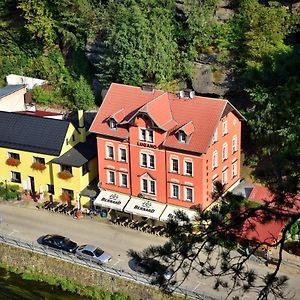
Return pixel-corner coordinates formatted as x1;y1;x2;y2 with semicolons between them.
131;258;174;280
40;234;78;253
75;244;112;264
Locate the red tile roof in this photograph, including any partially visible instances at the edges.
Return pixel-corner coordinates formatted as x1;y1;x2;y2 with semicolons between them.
239;185;300;244
90;83;244;153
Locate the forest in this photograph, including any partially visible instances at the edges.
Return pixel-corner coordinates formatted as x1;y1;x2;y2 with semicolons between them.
1;0;300;298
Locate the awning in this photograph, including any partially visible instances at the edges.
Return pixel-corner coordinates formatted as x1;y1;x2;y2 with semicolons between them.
160;205;198;222
124;197;166;219
94;190;130;211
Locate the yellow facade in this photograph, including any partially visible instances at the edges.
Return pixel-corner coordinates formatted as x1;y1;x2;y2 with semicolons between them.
0;122;98;203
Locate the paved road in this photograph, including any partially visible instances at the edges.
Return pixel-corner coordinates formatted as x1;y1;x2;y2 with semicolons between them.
1;201;300;299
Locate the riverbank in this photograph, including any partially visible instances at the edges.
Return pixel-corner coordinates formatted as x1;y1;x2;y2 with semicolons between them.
0;243;183;300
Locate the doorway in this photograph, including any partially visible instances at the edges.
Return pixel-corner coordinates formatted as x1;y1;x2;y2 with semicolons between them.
28;176;35;196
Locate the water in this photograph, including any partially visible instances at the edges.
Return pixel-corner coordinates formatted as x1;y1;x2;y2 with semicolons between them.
0;268;89;300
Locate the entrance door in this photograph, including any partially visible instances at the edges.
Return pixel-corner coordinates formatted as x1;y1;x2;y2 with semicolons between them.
29;176;35;195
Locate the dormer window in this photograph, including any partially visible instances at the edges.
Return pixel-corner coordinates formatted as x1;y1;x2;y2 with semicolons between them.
109;118;117;130
178;131;187;143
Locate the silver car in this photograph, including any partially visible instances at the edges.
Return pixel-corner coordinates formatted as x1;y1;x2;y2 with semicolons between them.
75;244;112;264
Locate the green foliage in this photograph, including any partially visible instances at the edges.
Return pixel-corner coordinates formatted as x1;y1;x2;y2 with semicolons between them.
69;75;95;109
0;184;19;200
18;0;56;47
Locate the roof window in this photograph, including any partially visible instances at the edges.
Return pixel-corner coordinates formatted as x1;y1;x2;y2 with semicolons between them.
109;118;117;130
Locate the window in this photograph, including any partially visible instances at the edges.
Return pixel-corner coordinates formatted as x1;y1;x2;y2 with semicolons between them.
184;187;193;202
11;171;21;183
222;143;228;161
106;145;114;160
222;120;228;136
109;118;117;130
222;169;228;185
171;158;179;173
212;129;218;143
120;173;128;187
232;161;237;178
141;153;147;167
149;155;155;169
184;161;193;176
171;184;180;199
107;170;116;184
82;162;90;176
142;179;148;192
140;128;146;141
148;130;154;143
47;184;54;194
119;148;127;162
72;134;76;142
141;178;156;195
139;128;154;143
212;178;218;193
66;138;69;145
8;152;20;160
140;152;155;169
212;151;218;169
60;164;72;174
61;188;74;200
178;131;187;143
33;157;45;165
232;135;237;153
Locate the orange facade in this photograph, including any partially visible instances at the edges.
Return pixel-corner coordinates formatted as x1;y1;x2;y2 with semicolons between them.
91;83;244;210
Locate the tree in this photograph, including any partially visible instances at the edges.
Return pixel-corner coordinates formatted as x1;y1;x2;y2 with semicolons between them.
96;0;186;88
130;48;300;299
70;75;95;110
18;0;56;47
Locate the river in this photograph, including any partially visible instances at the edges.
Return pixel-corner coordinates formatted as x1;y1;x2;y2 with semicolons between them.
0;268;89;300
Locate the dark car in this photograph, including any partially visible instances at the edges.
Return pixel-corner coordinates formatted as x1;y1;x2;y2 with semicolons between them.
132;258;174;280
40;234;78;253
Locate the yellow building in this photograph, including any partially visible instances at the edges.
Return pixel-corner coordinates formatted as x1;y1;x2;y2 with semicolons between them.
0;110;98;206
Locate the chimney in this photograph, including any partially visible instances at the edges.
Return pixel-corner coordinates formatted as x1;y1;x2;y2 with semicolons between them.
78;110;86;143
179;89;195;99
141;83;155;93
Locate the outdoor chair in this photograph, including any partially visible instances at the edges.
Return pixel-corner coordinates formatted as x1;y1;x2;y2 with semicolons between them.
48;201;59;211
42;201;51;209
52;202;64;212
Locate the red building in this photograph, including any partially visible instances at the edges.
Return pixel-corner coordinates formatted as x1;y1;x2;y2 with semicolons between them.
90;83;244;220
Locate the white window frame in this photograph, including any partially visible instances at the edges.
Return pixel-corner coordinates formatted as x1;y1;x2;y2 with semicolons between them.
139;128;154;143
171;184;180;199
184;160;193;176
212;128;218;143
170;158;179;173
232;161;237;178
11;171;21;183
107;170;116;185
109;118;117;130
140;178;156;195
222;169;228;185
106;145;114;160
184;186;194;202
119;147;127;162
178;131;187;143
119;173;128;187
232;135;237;153
212;177;218;193
212;150;218;170
140;152;155;169
222;120;228;136
222;143;228;161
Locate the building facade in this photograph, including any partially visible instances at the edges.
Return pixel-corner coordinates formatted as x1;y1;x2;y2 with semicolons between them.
0;110;98;205
90;83;244;217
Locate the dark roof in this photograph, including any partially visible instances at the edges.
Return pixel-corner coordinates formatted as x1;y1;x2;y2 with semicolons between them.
0;111;70;155
51;134;97;167
0;85;25;99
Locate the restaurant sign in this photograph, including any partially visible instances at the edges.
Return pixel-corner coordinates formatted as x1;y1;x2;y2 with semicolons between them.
101;193;121;205
134;200;155;213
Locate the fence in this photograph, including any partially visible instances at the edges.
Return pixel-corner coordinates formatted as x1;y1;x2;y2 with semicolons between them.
0;233;217;300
